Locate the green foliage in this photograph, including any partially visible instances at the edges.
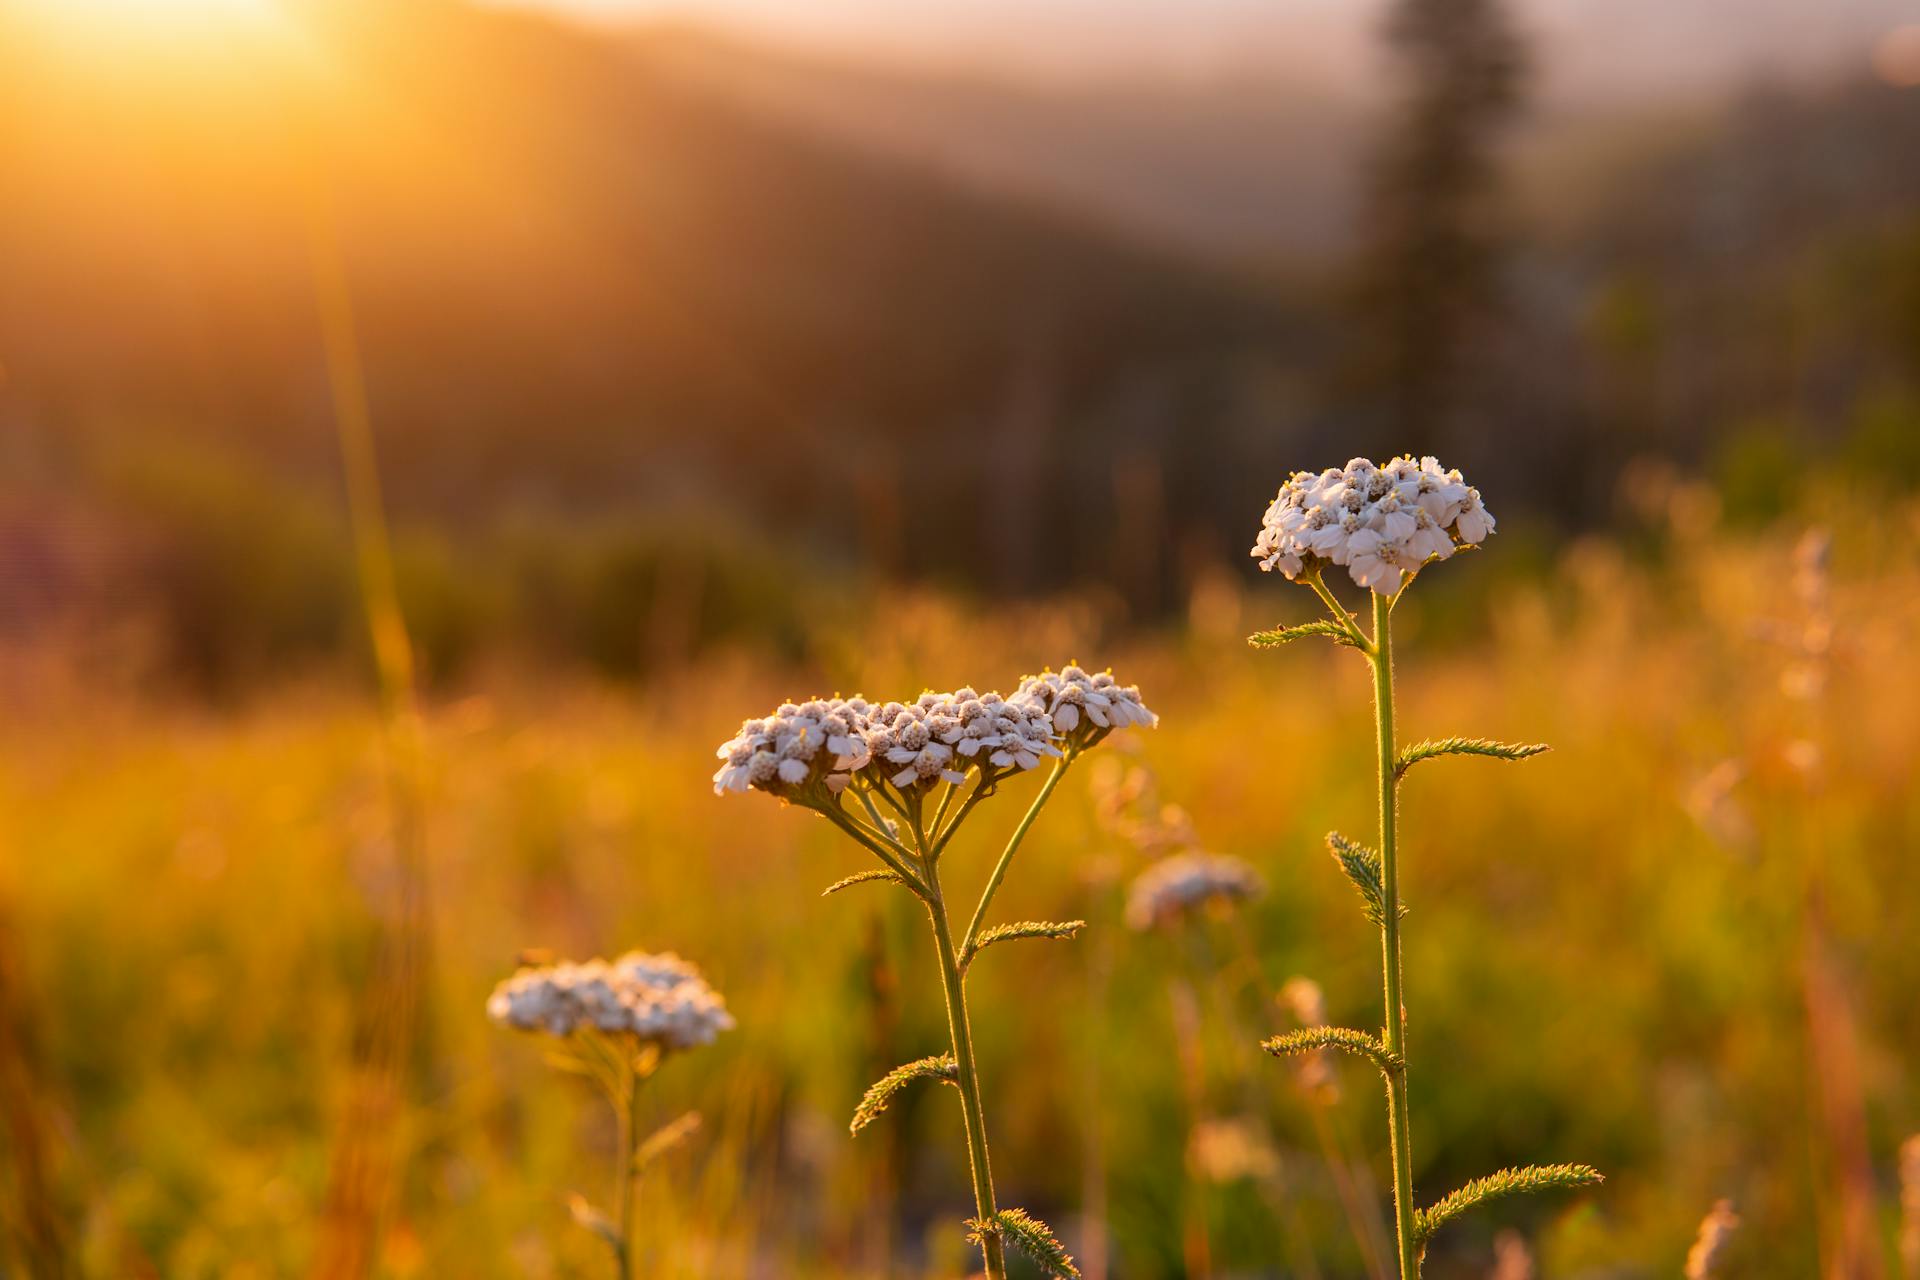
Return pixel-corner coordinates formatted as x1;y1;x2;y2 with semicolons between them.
961;920;1085;970
1326;832;1402;926
968;1208;1080;1278
1414;1163;1605;1242
1262;1026;1402;1076
1393;737;1549;779
821;869;909;897
1248;620;1357;649
849;1056;956;1135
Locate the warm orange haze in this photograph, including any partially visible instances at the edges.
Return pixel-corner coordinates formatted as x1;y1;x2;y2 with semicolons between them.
2;0;1919;1277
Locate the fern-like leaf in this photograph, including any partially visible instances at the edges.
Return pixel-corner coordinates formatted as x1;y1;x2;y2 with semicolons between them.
822;868;909;896
1326;832;1403;925
1415;1163;1604;1241
1263;1026;1402;1076
849;1055;957;1135
1394;737;1550;779
1248;619;1357;649
961;920;1085;970
968;1208;1080;1278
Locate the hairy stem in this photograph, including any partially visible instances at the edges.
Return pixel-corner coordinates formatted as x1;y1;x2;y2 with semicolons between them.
959;757;1069;958
913;815;1007;1280
1371;590;1419;1280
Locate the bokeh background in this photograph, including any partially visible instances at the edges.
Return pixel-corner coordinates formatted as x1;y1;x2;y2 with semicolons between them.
3;0;1920;1276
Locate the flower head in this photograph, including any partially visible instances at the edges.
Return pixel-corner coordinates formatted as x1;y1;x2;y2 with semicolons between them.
487;950;735;1051
1013;664;1157;756
713;665;1153;808
1251;455;1494;594
1125;853;1264;930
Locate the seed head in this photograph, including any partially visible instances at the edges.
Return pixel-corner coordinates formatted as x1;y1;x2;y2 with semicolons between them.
1252;455;1493;594
487;950;735;1051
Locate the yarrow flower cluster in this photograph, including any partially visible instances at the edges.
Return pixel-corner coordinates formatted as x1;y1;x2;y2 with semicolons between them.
1125;852;1265;930
1015;665;1158;752
1251;455;1494;593
713;670;1154;801
487;951;735;1051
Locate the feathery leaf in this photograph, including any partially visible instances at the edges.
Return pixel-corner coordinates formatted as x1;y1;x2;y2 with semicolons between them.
1327;832;1403;925
961;919;1086;970
1415;1163;1604;1241
849;1055;956;1135
822;868;909;897
635;1111;701;1169
1249;619;1358;649
968;1208;1080;1278
1263;1025;1403;1076
1394;737;1549;779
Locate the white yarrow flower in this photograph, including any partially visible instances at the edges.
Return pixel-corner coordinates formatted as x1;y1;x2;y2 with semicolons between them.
1250;454;1495;594
1125;853;1264;930
488;950;735;1052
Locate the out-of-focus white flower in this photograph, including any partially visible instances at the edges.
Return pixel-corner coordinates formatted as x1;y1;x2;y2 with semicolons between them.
1126;853;1264;930
1187;1116;1281;1183
488;950;735;1051
1278;976;1339;1100
1252;455;1493;594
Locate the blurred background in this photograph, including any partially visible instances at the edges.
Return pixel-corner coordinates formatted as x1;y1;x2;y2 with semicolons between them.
2;0;1919;1275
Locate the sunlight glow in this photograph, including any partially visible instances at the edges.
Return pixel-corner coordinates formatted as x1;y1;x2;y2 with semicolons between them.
15;0;294;62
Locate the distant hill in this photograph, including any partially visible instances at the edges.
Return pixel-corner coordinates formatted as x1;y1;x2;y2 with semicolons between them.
0;0;1296;598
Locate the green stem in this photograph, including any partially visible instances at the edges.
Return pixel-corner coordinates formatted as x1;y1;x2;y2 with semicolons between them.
912;819;1008;1279
614;1060;641;1280
1370;590;1419;1280
959;757;1069;958
819;807;930;897
1308;571;1374;652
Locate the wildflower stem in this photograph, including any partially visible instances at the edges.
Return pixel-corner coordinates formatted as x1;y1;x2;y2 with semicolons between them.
959;757;1070;960
614;1058;641;1280
1369;590;1419;1280
818;807;930;898
1308;571;1374;652
911;814;1009;1280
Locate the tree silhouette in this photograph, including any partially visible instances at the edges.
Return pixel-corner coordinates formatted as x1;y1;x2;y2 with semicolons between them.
1353;0;1528;454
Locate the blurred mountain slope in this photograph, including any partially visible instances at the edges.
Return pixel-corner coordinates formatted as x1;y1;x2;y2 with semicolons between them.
0;0;1290;582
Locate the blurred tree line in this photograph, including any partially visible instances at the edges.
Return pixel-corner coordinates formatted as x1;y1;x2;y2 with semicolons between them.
2;0;1919;692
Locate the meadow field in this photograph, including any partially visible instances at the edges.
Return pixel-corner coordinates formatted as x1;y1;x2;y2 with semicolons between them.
5;483;1917;1278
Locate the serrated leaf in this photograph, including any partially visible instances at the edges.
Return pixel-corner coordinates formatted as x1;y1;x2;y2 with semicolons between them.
961;920;1085;971
968;1207;1080;1278
822;868;909;896
1326;832;1404;926
1394;737;1549;779
1248;619;1357;649
849;1055;957;1135
1415;1163;1605;1242
566;1193;621;1249
635;1111;701;1169
1262;1026;1402;1076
